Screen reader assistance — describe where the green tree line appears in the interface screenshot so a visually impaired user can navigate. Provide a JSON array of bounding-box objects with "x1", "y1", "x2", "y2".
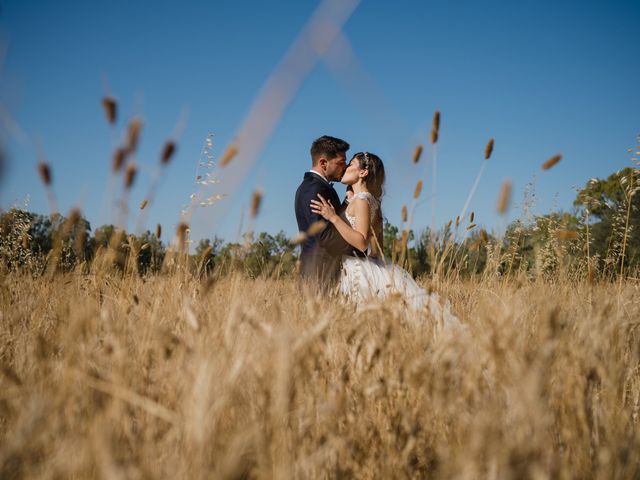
[{"x1": 1, "y1": 167, "x2": 638, "y2": 280}]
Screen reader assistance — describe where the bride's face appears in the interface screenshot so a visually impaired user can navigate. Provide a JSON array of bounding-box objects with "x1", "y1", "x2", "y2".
[{"x1": 340, "y1": 157, "x2": 363, "y2": 185}]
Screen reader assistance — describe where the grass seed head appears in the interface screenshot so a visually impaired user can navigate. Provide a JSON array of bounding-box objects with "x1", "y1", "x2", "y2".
[
  {"x1": 156, "y1": 223, "x2": 162, "y2": 239},
  {"x1": 109, "y1": 228, "x2": 125, "y2": 250},
  {"x1": 497, "y1": 180, "x2": 512, "y2": 215},
  {"x1": 542, "y1": 154, "x2": 562, "y2": 170},
  {"x1": 290, "y1": 232, "x2": 307, "y2": 246},
  {"x1": 431, "y1": 111, "x2": 440, "y2": 144},
  {"x1": 125, "y1": 118, "x2": 143, "y2": 154},
  {"x1": 66, "y1": 208, "x2": 81, "y2": 233},
  {"x1": 307, "y1": 220, "x2": 327, "y2": 236},
  {"x1": 220, "y1": 144, "x2": 238, "y2": 167},
  {"x1": 470, "y1": 211, "x2": 475, "y2": 223},
  {"x1": 63, "y1": 208, "x2": 81, "y2": 236},
  {"x1": 413, "y1": 180, "x2": 423, "y2": 199},
  {"x1": 466, "y1": 223, "x2": 477, "y2": 231},
  {"x1": 480, "y1": 229, "x2": 489, "y2": 242},
  {"x1": 161, "y1": 141, "x2": 176, "y2": 165},
  {"x1": 112, "y1": 148, "x2": 126, "y2": 172},
  {"x1": 401, "y1": 205, "x2": 408, "y2": 223},
  {"x1": 101, "y1": 96, "x2": 117, "y2": 125},
  {"x1": 455, "y1": 215, "x2": 460, "y2": 227},
  {"x1": 432, "y1": 110, "x2": 440, "y2": 132},
  {"x1": 412, "y1": 145, "x2": 423, "y2": 164},
  {"x1": 37, "y1": 161, "x2": 52, "y2": 186},
  {"x1": 250, "y1": 189, "x2": 263, "y2": 218},
  {"x1": 124, "y1": 163, "x2": 137, "y2": 190},
  {"x1": 140, "y1": 200, "x2": 148, "y2": 210},
  {"x1": 176, "y1": 222, "x2": 189, "y2": 249},
  {"x1": 484, "y1": 138, "x2": 494, "y2": 160}
]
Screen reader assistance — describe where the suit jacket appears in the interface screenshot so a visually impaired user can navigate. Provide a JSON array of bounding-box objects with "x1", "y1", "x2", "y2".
[{"x1": 294, "y1": 172, "x2": 363, "y2": 287}]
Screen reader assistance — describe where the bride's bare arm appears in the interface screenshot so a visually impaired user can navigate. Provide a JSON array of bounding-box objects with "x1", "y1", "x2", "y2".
[{"x1": 310, "y1": 194, "x2": 369, "y2": 252}]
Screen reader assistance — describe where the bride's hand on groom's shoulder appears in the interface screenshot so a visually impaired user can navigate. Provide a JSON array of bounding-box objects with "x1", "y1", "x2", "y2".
[{"x1": 310, "y1": 194, "x2": 337, "y2": 224}]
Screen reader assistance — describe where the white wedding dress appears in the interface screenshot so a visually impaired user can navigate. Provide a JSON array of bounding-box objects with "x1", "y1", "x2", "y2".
[{"x1": 339, "y1": 192, "x2": 462, "y2": 330}]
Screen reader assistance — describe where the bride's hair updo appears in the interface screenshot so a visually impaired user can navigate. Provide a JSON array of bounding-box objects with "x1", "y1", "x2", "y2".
[{"x1": 353, "y1": 151, "x2": 385, "y2": 200}]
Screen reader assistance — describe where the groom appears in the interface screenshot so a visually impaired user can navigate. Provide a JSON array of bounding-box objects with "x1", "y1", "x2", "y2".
[{"x1": 294, "y1": 135, "x2": 363, "y2": 288}]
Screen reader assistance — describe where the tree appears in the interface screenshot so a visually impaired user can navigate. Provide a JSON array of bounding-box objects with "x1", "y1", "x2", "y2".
[
  {"x1": 0, "y1": 209, "x2": 91, "y2": 273},
  {"x1": 0, "y1": 209, "x2": 37, "y2": 271},
  {"x1": 574, "y1": 167, "x2": 640, "y2": 274},
  {"x1": 382, "y1": 219, "x2": 399, "y2": 260}
]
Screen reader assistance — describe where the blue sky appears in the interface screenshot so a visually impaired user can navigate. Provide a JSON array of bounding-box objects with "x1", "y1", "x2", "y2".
[{"x1": 1, "y1": 0, "x2": 639, "y2": 245}]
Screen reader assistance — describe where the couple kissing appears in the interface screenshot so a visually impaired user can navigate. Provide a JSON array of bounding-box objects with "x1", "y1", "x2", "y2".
[{"x1": 294, "y1": 135, "x2": 462, "y2": 329}]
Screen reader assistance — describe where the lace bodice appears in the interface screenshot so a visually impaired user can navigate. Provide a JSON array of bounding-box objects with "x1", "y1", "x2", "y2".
[{"x1": 345, "y1": 191, "x2": 379, "y2": 228}]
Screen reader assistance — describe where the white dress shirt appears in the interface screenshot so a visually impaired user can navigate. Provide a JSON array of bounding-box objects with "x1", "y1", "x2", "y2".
[{"x1": 308, "y1": 169, "x2": 330, "y2": 184}]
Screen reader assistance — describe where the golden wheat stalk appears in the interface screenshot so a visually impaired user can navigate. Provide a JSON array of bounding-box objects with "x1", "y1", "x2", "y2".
[
  {"x1": 136, "y1": 136, "x2": 181, "y2": 235},
  {"x1": 78, "y1": 370, "x2": 177, "y2": 424},
  {"x1": 176, "y1": 222, "x2": 189, "y2": 251},
  {"x1": 458, "y1": 137, "x2": 494, "y2": 228},
  {"x1": 291, "y1": 220, "x2": 328, "y2": 246}
]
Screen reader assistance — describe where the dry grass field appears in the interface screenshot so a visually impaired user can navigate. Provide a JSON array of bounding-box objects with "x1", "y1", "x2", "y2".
[
  {"x1": 2, "y1": 4, "x2": 639, "y2": 476},
  {"x1": 1, "y1": 268, "x2": 639, "y2": 479}
]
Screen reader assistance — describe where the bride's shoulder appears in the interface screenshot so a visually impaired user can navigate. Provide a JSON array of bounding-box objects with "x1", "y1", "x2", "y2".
[
  {"x1": 352, "y1": 191, "x2": 378, "y2": 208},
  {"x1": 353, "y1": 191, "x2": 375, "y2": 202}
]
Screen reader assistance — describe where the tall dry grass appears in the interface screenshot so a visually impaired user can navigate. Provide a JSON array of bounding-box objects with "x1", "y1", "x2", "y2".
[
  {"x1": 2, "y1": 91, "x2": 638, "y2": 479},
  {"x1": 1, "y1": 270, "x2": 639, "y2": 479}
]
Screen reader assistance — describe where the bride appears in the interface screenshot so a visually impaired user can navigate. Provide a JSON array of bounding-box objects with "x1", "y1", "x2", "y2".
[{"x1": 310, "y1": 151, "x2": 461, "y2": 329}]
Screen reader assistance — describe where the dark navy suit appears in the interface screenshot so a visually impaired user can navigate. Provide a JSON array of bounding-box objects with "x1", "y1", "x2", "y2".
[{"x1": 295, "y1": 171, "x2": 363, "y2": 287}]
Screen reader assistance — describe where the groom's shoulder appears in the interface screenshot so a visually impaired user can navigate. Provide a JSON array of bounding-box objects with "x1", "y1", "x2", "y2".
[{"x1": 297, "y1": 172, "x2": 324, "y2": 192}]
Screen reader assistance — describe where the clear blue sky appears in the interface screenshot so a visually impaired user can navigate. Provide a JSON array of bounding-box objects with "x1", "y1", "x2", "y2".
[{"x1": 1, "y1": 0, "x2": 639, "y2": 245}]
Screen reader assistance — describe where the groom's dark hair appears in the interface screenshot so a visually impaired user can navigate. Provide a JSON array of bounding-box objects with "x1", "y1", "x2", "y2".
[{"x1": 310, "y1": 135, "x2": 349, "y2": 165}]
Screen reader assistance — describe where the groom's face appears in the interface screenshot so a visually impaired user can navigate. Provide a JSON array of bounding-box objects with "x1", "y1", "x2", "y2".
[{"x1": 325, "y1": 153, "x2": 347, "y2": 182}]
